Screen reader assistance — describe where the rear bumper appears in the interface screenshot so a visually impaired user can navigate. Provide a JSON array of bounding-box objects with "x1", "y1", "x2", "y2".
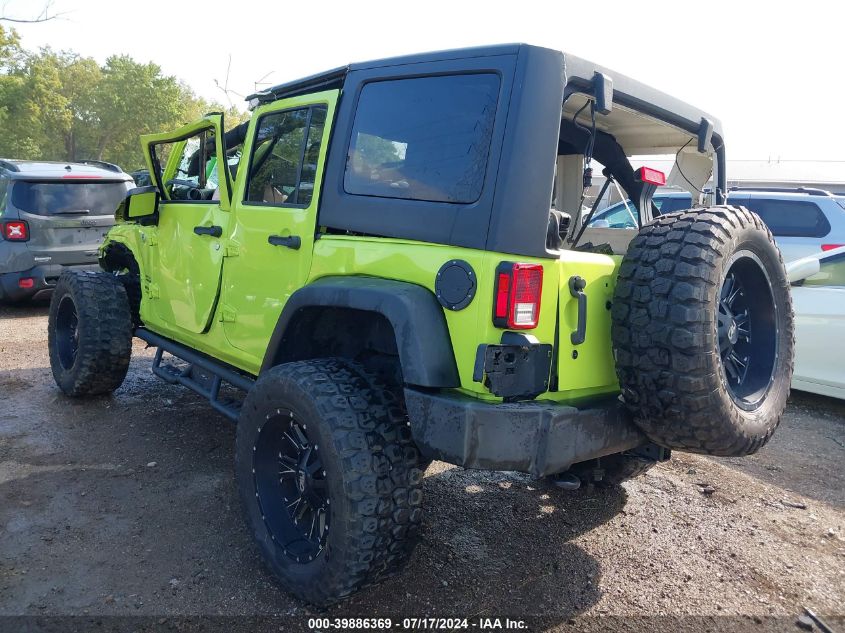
[
  {"x1": 0, "y1": 263, "x2": 101, "y2": 301},
  {"x1": 404, "y1": 388, "x2": 646, "y2": 478}
]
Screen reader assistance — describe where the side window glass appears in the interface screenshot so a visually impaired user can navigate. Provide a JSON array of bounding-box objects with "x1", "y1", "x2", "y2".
[
  {"x1": 151, "y1": 128, "x2": 218, "y2": 202},
  {"x1": 298, "y1": 107, "x2": 327, "y2": 206},
  {"x1": 805, "y1": 252, "x2": 845, "y2": 288},
  {"x1": 590, "y1": 200, "x2": 637, "y2": 228},
  {"x1": 244, "y1": 105, "x2": 328, "y2": 207},
  {"x1": 741, "y1": 199, "x2": 831, "y2": 238}
]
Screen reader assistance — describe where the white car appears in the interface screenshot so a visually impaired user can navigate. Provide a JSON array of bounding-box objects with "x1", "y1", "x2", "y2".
[{"x1": 786, "y1": 245, "x2": 845, "y2": 399}]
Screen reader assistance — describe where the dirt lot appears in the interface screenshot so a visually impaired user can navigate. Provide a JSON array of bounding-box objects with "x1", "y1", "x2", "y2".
[{"x1": 1, "y1": 302, "x2": 843, "y2": 632}]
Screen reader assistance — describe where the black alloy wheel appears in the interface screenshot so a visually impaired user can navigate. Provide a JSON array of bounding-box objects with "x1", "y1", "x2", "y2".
[
  {"x1": 55, "y1": 295, "x2": 80, "y2": 370},
  {"x1": 253, "y1": 408, "x2": 330, "y2": 563},
  {"x1": 236, "y1": 358, "x2": 425, "y2": 606},
  {"x1": 717, "y1": 251, "x2": 778, "y2": 409}
]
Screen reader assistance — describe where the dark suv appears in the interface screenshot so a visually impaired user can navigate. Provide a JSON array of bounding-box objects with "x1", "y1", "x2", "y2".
[{"x1": 0, "y1": 159, "x2": 133, "y2": 302}]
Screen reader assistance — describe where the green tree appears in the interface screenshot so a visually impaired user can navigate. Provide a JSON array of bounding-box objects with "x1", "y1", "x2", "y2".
[
  {"x1": 0, "y1": 26, "x2": 251, "y2": 170},
  {"x1": 92, "y1": 55, "x2": 187, "y2": 169}
]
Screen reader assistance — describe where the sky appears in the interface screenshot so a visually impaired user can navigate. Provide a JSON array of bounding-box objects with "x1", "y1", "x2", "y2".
[{"x1": 5, "y1": 0, "x2": 845, "y2": 161}]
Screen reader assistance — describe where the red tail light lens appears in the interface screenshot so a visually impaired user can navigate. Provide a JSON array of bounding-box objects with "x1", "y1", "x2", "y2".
[
  {"x1": 494, "y1": 272, "x2": 510, "y2": 319},
  {"x1": 492, "y1": 262, "x2": 543, "y2": 329},
  {"x1": 637, "y1": 166, "x2": 667, "y2": 186},
  {"x1": 18, "y1": 277, "x2": 34, "y2": 289},
  {"x1": 822, "y1": 244, "x2": 844, "y2": 252},
  {"x1": 3, "y1": 221, "x2": 28, "y2": 241}
]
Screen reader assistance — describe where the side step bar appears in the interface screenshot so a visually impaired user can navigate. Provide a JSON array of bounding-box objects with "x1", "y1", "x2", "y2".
[{"x1": 135, "y1": 328, "x2": 255, "y2": 422}]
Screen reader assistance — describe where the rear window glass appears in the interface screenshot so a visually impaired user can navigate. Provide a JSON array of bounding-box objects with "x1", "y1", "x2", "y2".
[
  {"x1": 344, "y1": 73, "x2": 500, "y2": 204},
  {"x1": 11, "y1": 181, "x2": 127, "y2": 216},
  {"x1": 740, "y1": 199, "x2": 831, "y2": 238}
]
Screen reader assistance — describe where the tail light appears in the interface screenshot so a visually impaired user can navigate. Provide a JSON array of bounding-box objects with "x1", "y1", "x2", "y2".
[
  {"x1": 493, "y1": 262, "x2": 543, "y2": 329},
  {"x1": 18, "y1": 278, "x2": 34, "y2": 289},
  {"x1": 3, "y1": 221, "x2": 28, "y2": 241},
  {"x1": 822, "y1": 244, "x2": 843, "y2": 252},
  {"x1": 636, "y1": 166, "x2": 667, "y2": 186}
]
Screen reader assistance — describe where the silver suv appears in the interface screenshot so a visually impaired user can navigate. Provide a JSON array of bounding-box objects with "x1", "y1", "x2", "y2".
[
  {"x1": 0, "y1": 159, "x2": 133, "y2": 302},
  {"x1": 588, "y1": 187, "x2": 845, "y2": 263},
  {"x1": 727, "y1": 188, "x2": 845, "y2": 262}
]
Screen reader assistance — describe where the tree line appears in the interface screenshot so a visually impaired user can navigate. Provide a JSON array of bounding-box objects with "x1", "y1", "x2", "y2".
[{"x1": 0, "y1": 25, "x2": 248, "y2": 171}]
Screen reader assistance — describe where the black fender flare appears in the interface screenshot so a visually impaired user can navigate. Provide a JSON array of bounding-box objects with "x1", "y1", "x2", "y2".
[{"x1": 260, "y1": 276, "x2": 461, "y2": 388}]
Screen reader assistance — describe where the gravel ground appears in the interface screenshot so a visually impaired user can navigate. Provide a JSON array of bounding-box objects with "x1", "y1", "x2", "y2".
[{"x1": 0, "y1": 301, "x2": 843, "y2": 633}]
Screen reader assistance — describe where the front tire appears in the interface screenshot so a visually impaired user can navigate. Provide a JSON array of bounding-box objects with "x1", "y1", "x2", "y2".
[
  {"x1": 611, "y1": 206, "x2": 794, "y2": 456},
  {"x1": 236, "y1": 358, "x2": 424, "y2": 606},
  {"x1": 47, "y1": 271, "x2": 133, "y2": 396}
]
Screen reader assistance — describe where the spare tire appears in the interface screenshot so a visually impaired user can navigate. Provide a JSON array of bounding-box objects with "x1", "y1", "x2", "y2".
[{"x1": 611, "y1": 206, "x2": 794, "y2": 456}]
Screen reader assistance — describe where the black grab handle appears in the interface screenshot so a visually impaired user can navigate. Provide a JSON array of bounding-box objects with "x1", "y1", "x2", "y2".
[
  {"x1": 268, "y1": 235, "x2": 301, "y2": 250},
  {"x1": 193, "y1": 225, "x2": 222, "y2": 237},
  {"x1": 569, "y1": 275, "x2": 587, "y2": 345}
]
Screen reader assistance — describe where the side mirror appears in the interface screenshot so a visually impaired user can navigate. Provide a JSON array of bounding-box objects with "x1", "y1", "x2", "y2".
[
  {"x1": 786, "y1": 257, "x2": 821, "y2": 284},
  {"x1": 118, "y1": 186, "x2": 159, "y2": 224}
]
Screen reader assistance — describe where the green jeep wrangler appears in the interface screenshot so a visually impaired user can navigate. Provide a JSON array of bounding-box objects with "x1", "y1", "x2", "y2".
[{"x1": 47, "y1": 44, "x2": 793, "y2": 606}]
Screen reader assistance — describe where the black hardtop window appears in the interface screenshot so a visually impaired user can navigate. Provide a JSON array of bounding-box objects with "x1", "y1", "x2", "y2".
[
  {"x1": 344, "y1": 73, "x2": 500, "y2": 204},
  {"x1": 11, "y1": 180, "x2": 127, "y2": 216},
  {"x1": 740, "y1": 198, "x2": 831, "y2": 238}
]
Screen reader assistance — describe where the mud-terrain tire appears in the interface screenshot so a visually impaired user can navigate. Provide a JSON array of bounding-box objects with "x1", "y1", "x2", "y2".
[
  {"x1": 48, "y1": 270, "x2": 133, "y2": 396},
  {"x1": 611, "y1": 206, "x2": 794, "y2": 456},
  {"x1": 236, "y1": 358, "x2": 424, "y2": 606},
  {"x1": 570, "y1": 453, "x2": 657, "y2": 486}
]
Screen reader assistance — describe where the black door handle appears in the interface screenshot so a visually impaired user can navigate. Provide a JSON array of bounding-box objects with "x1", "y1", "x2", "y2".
[
  {"x1": 569, "y1": 275, "x2": 587, "y2": 345},
  {"x1": 194, "y1": 225, "x2": 222, "y2": 237},
  {"x1": 268, "y1": 235, "x2": 301, "y2": 250}
]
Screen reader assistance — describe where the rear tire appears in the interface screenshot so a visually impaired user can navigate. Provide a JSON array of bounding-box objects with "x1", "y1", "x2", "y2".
[
  {"x1": 611, "y1": 206, "x2": 793, "y2": 456},
  {"x1": 48, "y1": 271, "x2": 133, "y2": 396},
  {"x1": 236, "y1": 358, "x2": 424, "y2": 606}
]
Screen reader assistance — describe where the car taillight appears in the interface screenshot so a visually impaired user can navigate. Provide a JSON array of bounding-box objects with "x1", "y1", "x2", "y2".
[
  {"x1": 18, "y1": 278, "x2": 34, "y2": 289},
  {"x1": 822, "y1": 244, "x2": 844, "y2": 252},
  {"x1": 492, "y1": 262, "x2": 543, "y2": 329},
  {"x1": 636, "y1": 166, "x2": 667, "y2": 186},
  {"x1": 3, "y1": 221, "x2": 28, "y2": 241}
]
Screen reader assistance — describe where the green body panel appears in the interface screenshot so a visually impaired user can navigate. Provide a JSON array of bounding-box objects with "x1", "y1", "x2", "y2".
[
  {"x1": 103, "y1": 94, "x2": 622, "y2": 404},
  {"x1": 555, "y1": 250, "x2": 621, "y2": 394},
  {"x1": 220, "y1": 91, "x2": 338, "y2": 363},
  {"x1": 136, "y1": 115, "x2": 232, "y2": 334},
  {"x1": 307, "y1": 236, "x2": 620, "y2": 402}
]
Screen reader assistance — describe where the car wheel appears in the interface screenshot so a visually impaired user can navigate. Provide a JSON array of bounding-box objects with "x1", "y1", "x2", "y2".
[
  {"x1": 235, "y1": 358, "x2": 424, "y2": 606},
  {"x1": 47, "y1": 271, "x2": 133, "y2": 396},
  {"x1": 611, "y1": 206, "x2": 794, "y2": 456}
]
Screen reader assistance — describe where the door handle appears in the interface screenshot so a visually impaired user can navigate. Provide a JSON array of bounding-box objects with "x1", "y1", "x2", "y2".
[
  {"x1": 268, "y1": 235, "x2": 301, "y2": 250},
  {"x1": 194, "y1": 225, "x2": 222, "y2": 237},
  {"x1": 568, "y1": 275, "x2": 587, "y2": 345}
]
